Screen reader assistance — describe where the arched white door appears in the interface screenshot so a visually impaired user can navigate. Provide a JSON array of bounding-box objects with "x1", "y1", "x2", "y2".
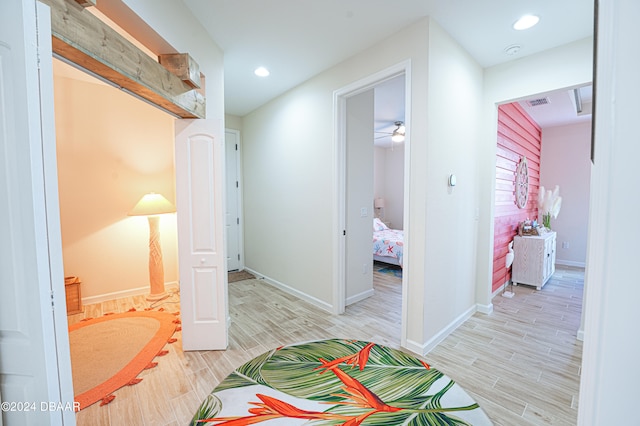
[{"x1": 175, "y1": 119, "x2": 229, "y2": 350}]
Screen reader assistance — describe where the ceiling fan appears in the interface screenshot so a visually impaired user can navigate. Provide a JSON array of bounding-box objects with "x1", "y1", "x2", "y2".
[{"x1": 374, "y1": 121, "x2": 405, "y2": 142}]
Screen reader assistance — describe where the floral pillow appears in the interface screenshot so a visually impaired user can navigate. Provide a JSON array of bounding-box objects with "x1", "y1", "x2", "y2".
[{"x1": 373, "y1": 217, "x2": 389, "y2": 231}]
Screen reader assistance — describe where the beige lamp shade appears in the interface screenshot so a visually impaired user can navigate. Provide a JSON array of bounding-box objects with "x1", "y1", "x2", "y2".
[
  {"x1": 128, "y1": 192, "x2": 176, "y2": 216},
  {"x1": 374, "y1": 198, "x2": 386, "y2": 209}
]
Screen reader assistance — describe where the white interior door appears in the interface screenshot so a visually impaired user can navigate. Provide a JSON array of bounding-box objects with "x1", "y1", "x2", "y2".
[
  {"x1": 175, "y1": 119, "x2": 228, "y2": 350},
  {"x1": 225, "y1": 129, "x2": 242, "y2": 271},
  {"x1": 345, "y1": 90, "x2": 375, "y2": 305},
  {"x1": 0, "y1": 1, "x2": 75, "y2": 423}
]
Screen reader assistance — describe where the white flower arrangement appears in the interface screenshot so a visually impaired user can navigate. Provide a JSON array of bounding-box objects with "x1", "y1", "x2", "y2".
[{"x1": 537, "y1": 185, "x2": 562, "y2": 229}]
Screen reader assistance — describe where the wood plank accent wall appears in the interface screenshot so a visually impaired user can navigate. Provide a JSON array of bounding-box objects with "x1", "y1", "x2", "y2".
[{"x1": 493, "y1": 103, "x2": 542, "y2": 292}]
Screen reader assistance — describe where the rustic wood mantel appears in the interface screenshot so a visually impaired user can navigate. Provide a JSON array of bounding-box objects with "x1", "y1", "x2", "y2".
[{"x1": 40, "y1": 0, "x2": 206, "y2": 119}]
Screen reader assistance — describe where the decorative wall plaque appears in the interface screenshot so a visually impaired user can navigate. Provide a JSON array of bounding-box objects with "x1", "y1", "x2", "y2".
[{"x1": 515, "y1": 156, "x2": 529, "y2": 209}]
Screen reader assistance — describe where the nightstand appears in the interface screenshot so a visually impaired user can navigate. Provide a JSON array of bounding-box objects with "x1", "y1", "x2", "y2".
[{"x1": 512, "y1": 232, "x2": 556, "y2": 290}]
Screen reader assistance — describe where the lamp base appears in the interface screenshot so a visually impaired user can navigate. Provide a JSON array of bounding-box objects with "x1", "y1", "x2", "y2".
[{"x1": 146, "y1": 292, "x2": 169, "y2": 302}]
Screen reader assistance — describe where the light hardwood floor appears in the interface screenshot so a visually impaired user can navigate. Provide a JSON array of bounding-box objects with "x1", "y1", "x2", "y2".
[{"x1": 71, "y1": 263, "x2": 583, "y2": 425}]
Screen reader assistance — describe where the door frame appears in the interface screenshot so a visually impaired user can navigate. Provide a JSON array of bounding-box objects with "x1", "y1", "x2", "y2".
[
  {"x1": 0, "y1": 1, "x2": 75, "y2": 422},
  {"x1": 333, "y1": 60, "x2": 411, "y2": 348},
  {"x1": 224, "y1": 128, "x2": 244, "y2": 271}
]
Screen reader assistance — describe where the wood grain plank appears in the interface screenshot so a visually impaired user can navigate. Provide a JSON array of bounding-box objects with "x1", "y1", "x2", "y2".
[
  {"x1": 69, "y1": 266, "x2": 583, "y2": 426},
  {"x1": 134, "y1": 366, "x2": 177, "y2": 426},
  {"x1": 106, "y1": 385, "x2": 145, "y2": 426},
  {"x1": 493, "y1": 102, "x2": 542, "y2": 290},
  {"x1": 501, "y1": 102, "x2": 542, "y2": 138},
  {"x1": 41, "y1": 0, "x2": 205, "y2": 119},
  {"x1": 497, "y1": 123, "x2": 541, "y2": 153}
]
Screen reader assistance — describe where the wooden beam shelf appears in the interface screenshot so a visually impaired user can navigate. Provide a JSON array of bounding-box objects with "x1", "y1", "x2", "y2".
[{"x1": 40, "y1": 0, "x2": 206, "y2": 119}]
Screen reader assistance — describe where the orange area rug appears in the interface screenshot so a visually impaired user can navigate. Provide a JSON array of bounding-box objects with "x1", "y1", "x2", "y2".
[{"x1": 68, "y1": 310, "x2": 178, "y2": 410}]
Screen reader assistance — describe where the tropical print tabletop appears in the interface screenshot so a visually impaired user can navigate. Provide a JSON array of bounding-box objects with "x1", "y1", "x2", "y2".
[{"x1": 191, "y1": 339, "x2": 492, "y2": 425}]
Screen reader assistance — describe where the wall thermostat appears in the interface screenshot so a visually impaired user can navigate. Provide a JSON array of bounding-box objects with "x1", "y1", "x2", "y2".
[{"x1": 448, "y1": 174, "x2": 457, "y2": 187}]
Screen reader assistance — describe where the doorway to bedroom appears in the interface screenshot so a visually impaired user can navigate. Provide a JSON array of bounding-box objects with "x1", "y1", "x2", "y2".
[
  {"x1": 334, "y1": 62, "x2": 410, "y2": 348},
  {"x1": 372, "y1": 75, "x2": 406, "y2": 277}
]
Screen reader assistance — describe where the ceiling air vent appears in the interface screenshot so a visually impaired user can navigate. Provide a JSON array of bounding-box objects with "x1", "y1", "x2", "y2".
[{"x1": 526, "y1": 97, "x2": 550, "y2": 107}]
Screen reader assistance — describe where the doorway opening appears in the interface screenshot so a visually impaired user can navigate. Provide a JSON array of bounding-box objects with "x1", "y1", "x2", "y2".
[
  {"x1": 492, "y1": 84, "x2": 592, "y2": 333},
  {"x1": 52, "y1": 56, "x2": 184, "y2": 415},
  {"x1": 333, "y1": 61, "x2": 411, "y2": 348},
  {"x1": 52, "y1": 57, "x2": 180, "y2": 309}
]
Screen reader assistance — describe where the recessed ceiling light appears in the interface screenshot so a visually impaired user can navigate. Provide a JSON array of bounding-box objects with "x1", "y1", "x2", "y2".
[
  {"x1": 254, "y1": 66, "x2": 270, "y2": 77},
  {"x1": 513, "y1": 15, "x2": 540, "y2": 30}
]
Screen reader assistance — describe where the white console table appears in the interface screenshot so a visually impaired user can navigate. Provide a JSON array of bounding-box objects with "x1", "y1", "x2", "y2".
[{"x1": 512, "y1": 231, "x2": 556, "y2": 290}]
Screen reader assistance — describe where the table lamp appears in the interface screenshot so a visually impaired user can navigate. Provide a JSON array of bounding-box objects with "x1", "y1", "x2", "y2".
[
  {"x1": 374, "y1": 198, "x2": 385, "y2": 218},
  {"x1": 128, "y1": 192, "x2": 176, "y2": 301}
]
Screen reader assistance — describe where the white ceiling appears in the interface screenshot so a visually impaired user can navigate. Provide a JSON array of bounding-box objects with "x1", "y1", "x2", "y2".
[
  {"x1": 182, "y1": 0, "x2": 594, "y2": 117},
  {"x1": 374, "y1": 75, "x2": 406, "y2": 148},
  {"x1": 519, "y1": 85, "x2": 593, "y2": 129},
  {"x1": 53, "y1": 1, "x2": 594, "y2": 135}
]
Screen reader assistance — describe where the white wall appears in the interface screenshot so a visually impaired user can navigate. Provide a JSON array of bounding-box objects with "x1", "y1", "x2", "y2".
[
  {"x1": 373, "y1": 146, "x2": 386, "y2": 214},
  {"x1": 579, "y1": 1, "x2": 640, "y2": 422},
  {"x1": 121, "y1": 0, "x2": 225, "y2": 120},
  {"x1": 345, "y1": 90, "x2": 374, "y2": 303},
  {"x1": 373, "y1": 145, "x2": 405, "y2": 229},
  {"x1": 420, "y1": 21, "x2": 483, "y2": 346},
  {"x1": 242, "y1": 17, "x2": 484, "y2": 353},
  {"x1": 54, "y1": 74, "x2": 177, "y2": 300},
  {"x1": 540, "y1": 122, "x2": 591, "y2": 267},
  {"x1": 225, "y1": 114, "x2": 243, "y2": 132},
  {"x1": 478, "y1": 38, "x2": 594, "y2": 308},
  {"x1": 242, "y1": 19, "x2": 431, "y2": 308}
]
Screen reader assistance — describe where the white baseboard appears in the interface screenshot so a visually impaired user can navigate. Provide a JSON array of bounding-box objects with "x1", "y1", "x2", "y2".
[
  {"x1": 421, "y1": 305, "x2": 477, "y2": 355},
  {"x1": 404, "y1": 304, "x2": 477, "y2": 357},
  {"x1": 82, "y1": 281, "x2": 179, "y2": 305},
  {"x1": 556, "y1": 259, "x2": 587, "y2": 268},
  {"x1": 492, "y1": 286, "x2": 503, "y2": 299},
  {"x1": 577, "y1": 328, "x2": 585, "y2": 341},
  {"x1": 243, "y1": 267, "x2": 334, "y2": 313},
  {"x1": 404, "y1": 338, "x2": 428, "y2": 356},
  {"x1": 346, "y1": 289, "x2": 375, "y2": 306},
  {"x1": 476, "y1": 302, "x2": 493, "y2": 314},
  {"x1": 492, "y1": 279, "x2": 513, "y2": 299}
]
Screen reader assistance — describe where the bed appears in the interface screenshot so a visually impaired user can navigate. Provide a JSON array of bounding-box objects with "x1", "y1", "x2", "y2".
[{"x1": 373, "y1": 218, "x2": 404, "y2": 267}]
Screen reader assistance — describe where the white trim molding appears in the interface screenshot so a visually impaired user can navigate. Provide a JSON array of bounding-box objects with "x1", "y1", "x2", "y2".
[
  {"x1": 476, "y1": 303, "x2": 494, "y2": 315},
  {"x1": 555, "y1": 259, "x2": 586, "y2": 268},
  {"x1": 346, "y1": 289, "x2": 375, "y2": 306},
  {"x1": 82, "y1": 281, "x2": 179, "y2": 305},
  {"x1": 244, "y1": 267, "x2": 334, "y2": 313},
  {"x1": 405, "y1": 304, "x2": 477, "y2": 357},
  {"x1": 578, "y1": 1, "x2": 640, "y2": 423},
  {"x1": 332, "y1": 59, "x2": 412, "y2": 347}
]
